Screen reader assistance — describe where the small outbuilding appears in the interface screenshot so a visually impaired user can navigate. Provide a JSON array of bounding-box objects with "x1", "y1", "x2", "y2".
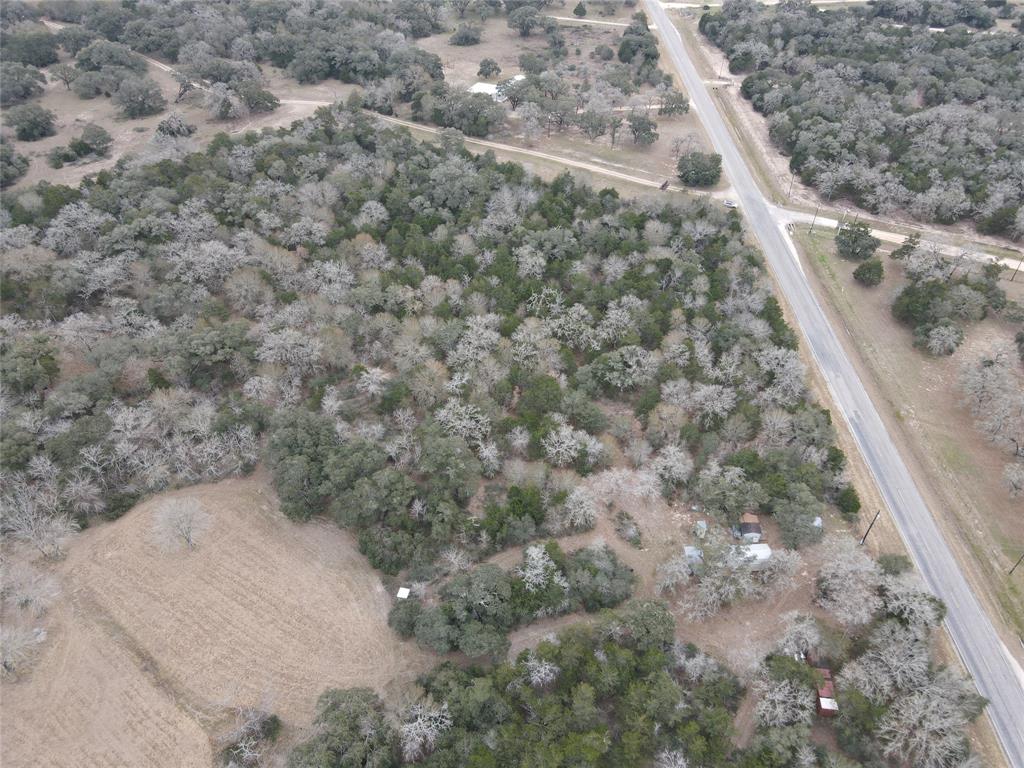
[
  {"x1": 738, "y1": 512, "x2": 762, "y2": 544},
  {"x1": 815, "y1": 667, "x2": 839, "y2": 717},
  {"x1": 736, "y1": 543, "x2": 773, "y2": 571},
  {"x1": 468, "y1": 81, "x2": 499, "y2": 98},
  {"x1": 396, "y1": 587, "x2": 411, "y2": 600},
  {"x1": 469, "y1": 74, "x2": 525, "y2": 102}
]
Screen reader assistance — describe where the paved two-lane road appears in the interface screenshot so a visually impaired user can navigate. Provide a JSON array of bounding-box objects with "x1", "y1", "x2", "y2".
[{"x1": 641, "y1": 1, "x2": 1024, "y2": 763}]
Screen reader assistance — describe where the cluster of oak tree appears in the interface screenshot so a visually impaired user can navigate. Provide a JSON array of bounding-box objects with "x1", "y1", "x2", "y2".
[
  {"x1": 1, "y1": 0, "x2": 710, "y2": 189},
  {"x1": 830, "y1": 224, "x2": 1014, "y2": 357},
  {"x1": 478, "y1": 11, "x2": 689, "y2": 148},
  {"x1": 701, "y1": 0, "x2": 1024, "y2": 235},
  {"x1": 1, "y1": 6, "x2": 162, "y2": 184},
  {"x1": 2, "y1": 100, "x2": 850, "y2": 644}
]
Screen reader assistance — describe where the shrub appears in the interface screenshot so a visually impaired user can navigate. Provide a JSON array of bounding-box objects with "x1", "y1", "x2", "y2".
[
  {"x1": 70, "y1": 123, "x2": 113, "y2": 156},
  {"x1": 0, "y1": 138, "x2": 29, "y2": 187},
  {"x1": 835, "y1": 485, "x2": 861, "y2": 520},
  {"x1": 3, "y1": 103, "x2": 56, "y2": 141},
  {"x1": 156, "y1": 112, "x2": 196, "y2": 137},
  {"x1": 47, "y1": 145, "x2": 77, "y2": 169},
  {"x1": 388, "y1": 598, "x2": 423, "y2": 637},
  {"x1": 450, "y1": 24, "x2": 481, "y2": 46},
  {"x1": 676, "y1": 151, "x2": 722, "y2": 186},
  {"x1": 477, "y1": 58, "x2": 501, "y2": 78},
  {"x1": 878, "y1": 553, "x2": 912, "y2": 576},
  {"x1": 853, "y1": 258, "x2": 884, "y2": 286}
]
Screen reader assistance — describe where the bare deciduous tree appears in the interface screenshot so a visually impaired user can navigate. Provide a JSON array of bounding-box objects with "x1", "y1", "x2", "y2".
[
  {"x1": 959, "y1": 345, "x2": 1024, "y2": 498},
  {"x1": 152, "y1": 497, "x2": 211, "y2": 551},
  {"x1": 656, "y1": 552, "x2": 693, "y2": 596},
  {"x1": 881, "y1": 572, "x2": 945, "y2": 628},
  {"x1": 815, "y1": 535, "x2": 883, "y2": 627},
  {"x1": 555, "y1": 487, "x2": 598, "y2": 532},
  {"x1": 524, "y1": 653, "x2": 560, "y2": 688},
  {"x1": 839, "y1": 621, "x2": 931, "y2": 705},
  {"x1": 220, "y1": 704, "x2": 277, "y2": 768},
  {"x1": 1, "y1": 476, "x2": 79, "y2": 559},
  {"x1": 400, "y1": 702, "x2": 452, "y2": 762},
  {"x1": 651, "y1": 444, "x2": 694, "y2": 488},
  {"x1": 655, "y1": 749, "x2": 690, "y2": 768},
  {"x1": 440, "y1": 547, "x2": 472, "y2": 574},
  {"x1": 754, "y1": 675, "x2": 816, "y2": 727},
  {"x1": 1, "y1": 622, "x2": 47, "y2": 678},
  {"x1": 776, "y1": 611, "x2": 821, "y2": 658},
  {"x1": 2, "y1": 562, "x2": 59, "y2": 617},
  {"x1": 877, "y1": 669, "x2": 984, "y2": 768}
]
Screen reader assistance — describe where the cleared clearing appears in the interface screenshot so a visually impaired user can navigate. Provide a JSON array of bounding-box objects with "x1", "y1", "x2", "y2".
[{"x1": 1, "y1": 471, "x2": 434, "y2": 768}]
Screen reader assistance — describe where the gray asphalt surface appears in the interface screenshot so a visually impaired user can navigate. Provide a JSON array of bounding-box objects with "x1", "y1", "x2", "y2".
[{"x1": 642, "y1": 1, "x2": 1024, "y2": 763}]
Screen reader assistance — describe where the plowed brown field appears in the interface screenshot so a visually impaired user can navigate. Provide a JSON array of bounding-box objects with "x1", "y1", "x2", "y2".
[{"x1": 1, "y1": 471, "x2": 433, "y2": 767}]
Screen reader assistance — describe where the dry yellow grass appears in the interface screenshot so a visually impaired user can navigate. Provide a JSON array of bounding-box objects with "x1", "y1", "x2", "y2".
[{"x1": 1, "y1": 471, "x2": 434, "y2": 767}]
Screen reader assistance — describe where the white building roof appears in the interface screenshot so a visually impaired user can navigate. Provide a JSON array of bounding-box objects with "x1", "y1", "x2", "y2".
[
  {"x1": 737, "y1": 543, "x2": 773, "y2": 562},
  {"x1": 468, "y1": 82, "x2": 498, "y2": 96},
  {"x1": 396, "y1": 587, "x2": 411, "y2": 599},
  {"x1": 819, "y1": 697, "x2": 839, "y2": 711}
]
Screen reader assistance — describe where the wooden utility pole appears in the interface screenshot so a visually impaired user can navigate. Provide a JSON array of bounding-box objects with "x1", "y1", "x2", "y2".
[
  {"x1": 1010, "y1": 552, "x2": 1024, "y2": 577},
  {"x1": 860, "y1": 509, "x2": 881, "y2": 546}
]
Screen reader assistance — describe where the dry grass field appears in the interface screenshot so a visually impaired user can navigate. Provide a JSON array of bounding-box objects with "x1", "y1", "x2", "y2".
[{"x1": 1, "y1": 471, "x2": 434, "y2": 767}]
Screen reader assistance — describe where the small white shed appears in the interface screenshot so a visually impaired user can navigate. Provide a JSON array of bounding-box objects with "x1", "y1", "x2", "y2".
[
  {"x1": 736, "y1": 543, "x2": 773, "y2": 571},
  {"x1": 468, "y1": 82, "x2": 498, "y2": 97},
  {"x1": 469, "y1": 74, "x2": 526, "y2": 102}
]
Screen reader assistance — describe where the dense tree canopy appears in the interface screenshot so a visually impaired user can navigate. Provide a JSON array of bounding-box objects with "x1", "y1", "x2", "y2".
[
  {"x1": 701, "y1": 0, "x2": 1024, "y2": 233},
  {"x1": 1, "y1": 100, "x2": 856, "y2": 644},
  {"x1": 293, "y1": 601, "x2": 743, "y2": 768}
]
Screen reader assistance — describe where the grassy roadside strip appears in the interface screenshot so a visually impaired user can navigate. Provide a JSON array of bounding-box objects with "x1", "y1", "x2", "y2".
[
  {"x1": 793, "y1": 228, "x2": 1024, "y2": 639},
  {"x1": 383, "y1": 116, "x2": 696, "y2": 199},
  {"x1": 788, "y1": 227, "x2": 1015, "y2": 768},
  {"x1": 674, "y1": 17, "x2": 789, "y2": 204}
]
